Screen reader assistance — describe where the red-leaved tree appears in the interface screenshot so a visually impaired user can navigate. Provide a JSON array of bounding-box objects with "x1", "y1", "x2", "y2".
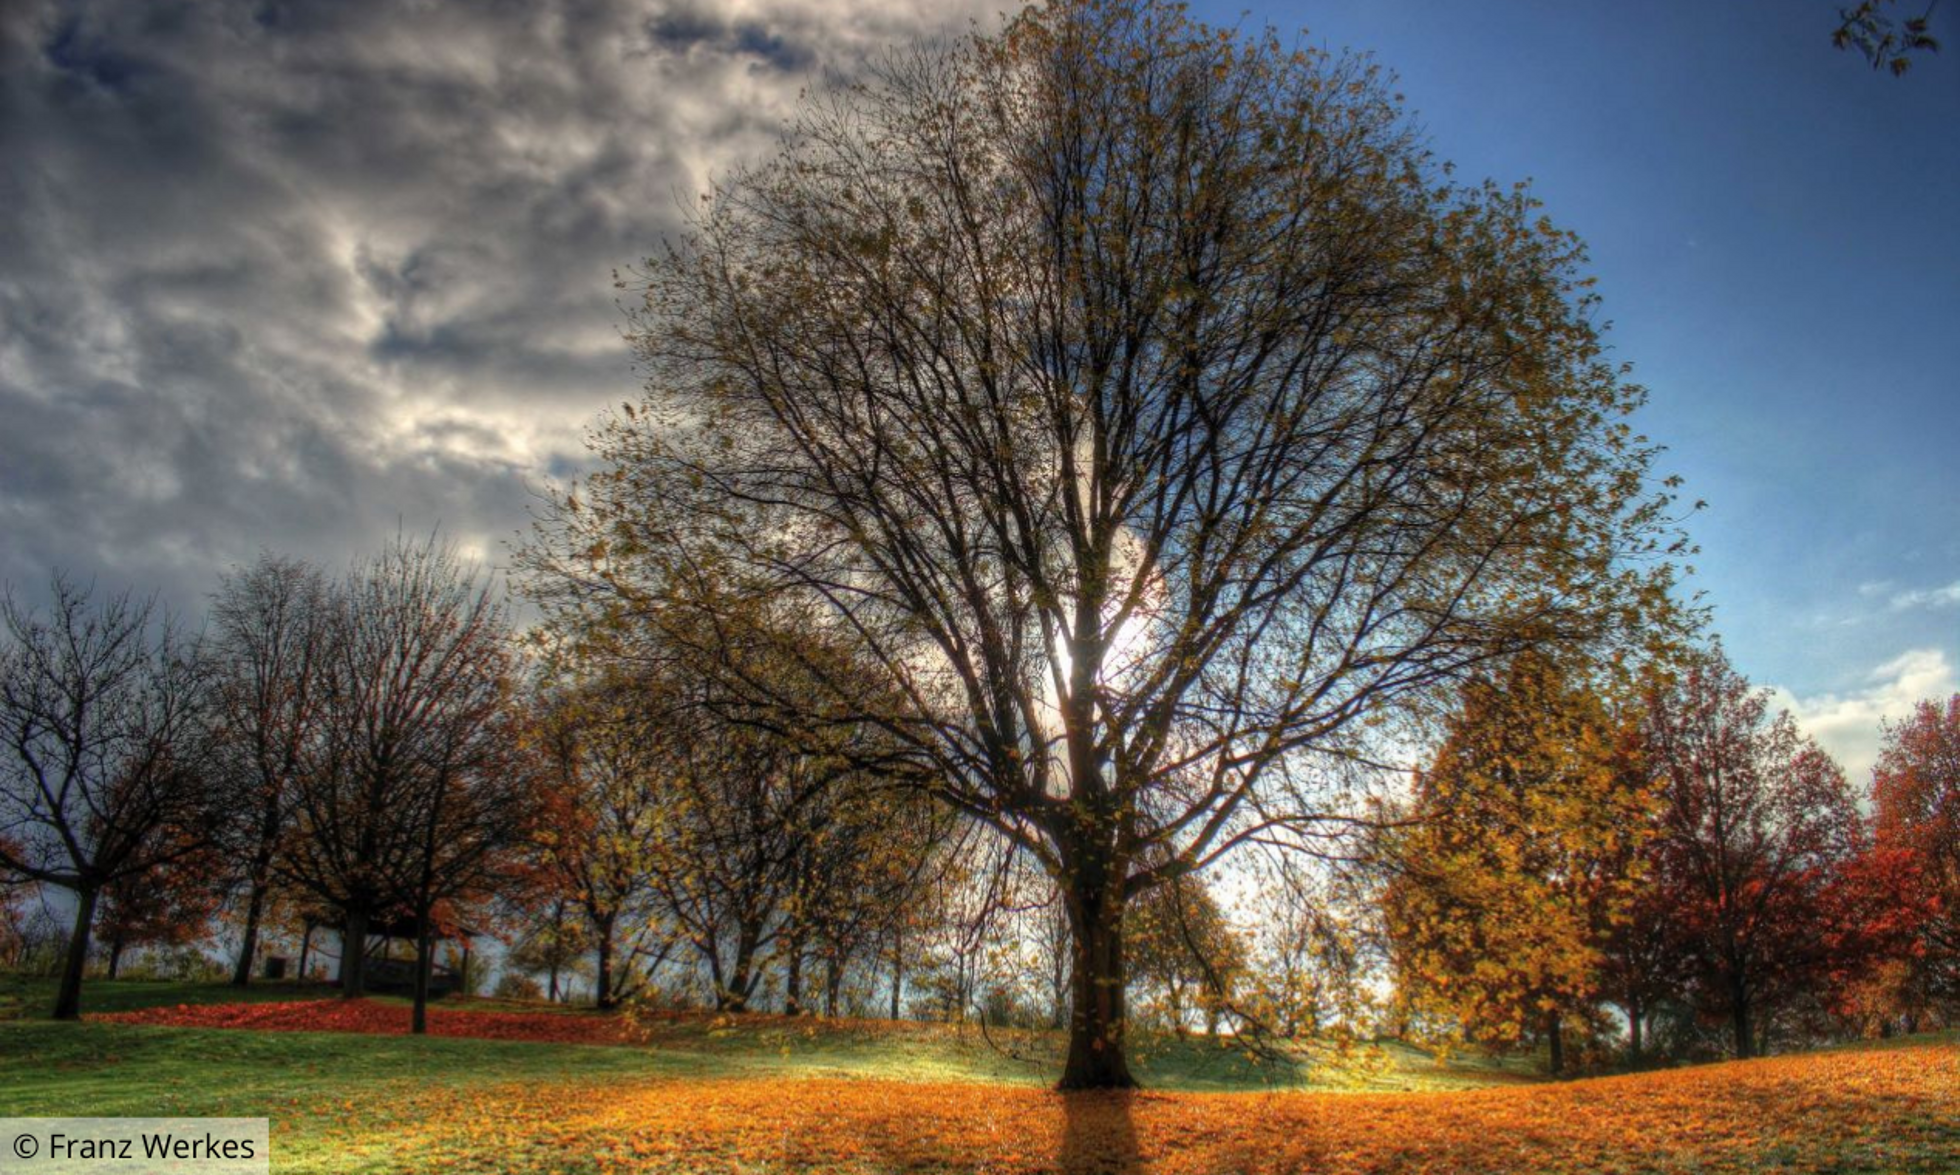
[
  {"x1": 1642, "y1": 648, "x2": 1863, "y2": 1058},
  {"x1": 1870, "y1": 695, "x2": 1960, "y2": 1017}
]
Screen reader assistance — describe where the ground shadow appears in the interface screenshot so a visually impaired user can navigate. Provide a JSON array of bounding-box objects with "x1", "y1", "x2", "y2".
[{"x1": 1058, "y1": 1088, "x2": 1142, "y2": 1175}]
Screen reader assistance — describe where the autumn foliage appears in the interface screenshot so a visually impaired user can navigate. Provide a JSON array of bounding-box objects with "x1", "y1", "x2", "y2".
[
  {"x1": 1871, "y1": 695, "x2": 1960, "y2": 1017},
  {"x1": 1384, "y1": 654, "x2": 1652, "y2": 1070}
]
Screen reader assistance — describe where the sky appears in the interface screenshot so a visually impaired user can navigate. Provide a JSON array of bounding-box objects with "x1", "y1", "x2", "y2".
[{"x1": 2, "y1": 0, "x2": 1955, "y2": 782}]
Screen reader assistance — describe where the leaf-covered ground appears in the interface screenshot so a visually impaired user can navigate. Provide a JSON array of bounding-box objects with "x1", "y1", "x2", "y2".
[
  {"x1": 278, "y1": 1038, "x2": 1960, "y2": 1174},
  {"x1": 0, "y1": 979, "x2": 1952, "y2": 1173}
]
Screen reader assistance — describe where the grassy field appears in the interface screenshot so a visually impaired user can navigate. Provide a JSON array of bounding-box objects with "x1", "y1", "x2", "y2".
[{"x1": 0, "y1": 977, "x2": 1953, "y2": 1173}]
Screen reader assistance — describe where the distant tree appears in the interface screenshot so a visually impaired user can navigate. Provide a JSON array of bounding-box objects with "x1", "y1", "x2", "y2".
[
  {"x1": 1642, "y1": 648, "x2": 1864, "y2": 1058},
  {"x1": 640, "y1": 684, "x2": 825, "y2": 1013},
  {"x1": 505, "y1": 897, "x2": 592, "y2": 1003},
  {"x1": 529, "y1": 676, "x2": 670, "y2": 1009},
  {"x1": 1834, "y1": 1, "x2": 1941, "y2": 75},
  {"x1": 208, "y1": 553, "x2": 330, "y2": 987},
  {"x1": 1817, "y1": 840, "x2": 1939, "y2": 1034},
  {"x1": 1597, "y1": 861, "x2": 1685, "y2": 1064},
  {"x1": 363, "y1": 538, "x2": 531, "y2": 1034},
  {"x1": 527, "y1": 576, "x2": 956, "y2": 1017},
  {"x1": 531, "y1": 0, "x2": 1686, "y2": 1088},
  {"x1": 1384, "y1": 653, "x2": 1655, "y2": 1073},
  {"x1": 94, "y1": 843, "x2": 224, "y2": 978},
  {"x1": 1241, "y1": 861, "x2": 1380, "y2": 1041},
  {"x1": 279, "y1": 535, "x2": 522, "y2": 1018},
  {"x1": 777, "y1": 756, "x2": 948, "y2": 1017},
  {"x1": 1870, "y1": 695, "x2": 1960, "y2": 1014},
  {"x1": 0, "y1": 895, "x2": 68, "y2": 974},
  {"x1": 1126, "y1": 869, "x2": 1245, "y2": 1036},
  {"x1": 0, "y1": 576, "x2": 217, "y2": 1018}
]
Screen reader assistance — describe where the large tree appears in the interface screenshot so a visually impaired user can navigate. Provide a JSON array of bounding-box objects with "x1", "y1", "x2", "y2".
[
  {"x1": 535, "y1": 0, "x2": 1682, "y2": 1086},
  {"x1": 0, "y1": 577, "x2": 217, "y2": 1018}
]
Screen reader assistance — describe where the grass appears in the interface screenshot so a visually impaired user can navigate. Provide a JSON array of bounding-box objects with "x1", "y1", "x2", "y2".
[
  {"x1": 0, "y1": 972, "x2": 334, "y2": 1019},
  {"x1": 2, "y1": 974, "x2": 1525, "y2": 1093},
  {"x1": 0, "y1": 977, "x2": 1952, "y2": 1173}
]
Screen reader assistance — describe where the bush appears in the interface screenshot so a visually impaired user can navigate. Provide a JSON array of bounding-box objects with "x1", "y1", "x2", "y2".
[{"x1": 492, "y1": 971, "x2": 544, "y2": 1002}]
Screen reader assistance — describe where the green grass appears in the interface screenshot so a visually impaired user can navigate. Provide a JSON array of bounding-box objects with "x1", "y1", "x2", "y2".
[
  {"x1": 0, "y1": 974, "x2": 1531, "y2": 1093},
  {"x1": 0, "y1": 973, "x2": 337, "y2": 1020}
]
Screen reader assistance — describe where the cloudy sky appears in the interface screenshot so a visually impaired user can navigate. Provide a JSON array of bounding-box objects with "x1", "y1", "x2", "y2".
[{"x1": 3, "y1": 0, "x2": 1955, "y2": 780}]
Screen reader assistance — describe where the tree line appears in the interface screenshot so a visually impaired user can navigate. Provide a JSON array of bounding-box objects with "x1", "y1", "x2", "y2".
[
  {"x1": 0, "y1": 539, "x2": 949, "y2": 1031},
  {"x1": 1381, "y1": 647, "x2": 1958, "y2": 1071}
]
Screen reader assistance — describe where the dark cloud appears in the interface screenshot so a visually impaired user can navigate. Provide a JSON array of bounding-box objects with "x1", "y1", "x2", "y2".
[
  {"x1": 0, "y1": 0, "x2": 993, "y2": 615},
  {"x1": 649, "y1": 8, "x2": 818, "y2": 72}
]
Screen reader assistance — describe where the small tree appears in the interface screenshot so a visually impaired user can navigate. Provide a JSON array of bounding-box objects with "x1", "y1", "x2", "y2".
[
  {"x1": 529, "y1": 676, "x2": 669, "y2": 1009},
  {"x1": 0, "y1": 576, "x2": 217, "y2": 1018},
  {"x1": 505, "y1": 898, "x2": 593, "y2": 1003},
  {"x1": 279, "y1": 536, "x2": 520, "y2": 1010},
  {"x1": 1126, "y1": 869, "x2": 1245, "y2": 1036},
  {"x1": 95, "y1": 842, "x2": 224, "y2": 978},
  {"x1": 365, "y1": 538, "x2": 530, "y2": 1033}
]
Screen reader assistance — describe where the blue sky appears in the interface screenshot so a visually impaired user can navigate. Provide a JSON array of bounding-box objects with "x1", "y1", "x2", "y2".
[
  {"x1": 2, "y1": 0, "x2": 1953, "y2": 779},
  {"x1": 1191, "y1": 0, "x2": 1960, "y2": 776}
]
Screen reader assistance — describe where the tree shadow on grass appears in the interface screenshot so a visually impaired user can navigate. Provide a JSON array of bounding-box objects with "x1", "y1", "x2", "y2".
[{"x1": 1058, "y1": 1089, "x2": 1142, "y2": 1175}]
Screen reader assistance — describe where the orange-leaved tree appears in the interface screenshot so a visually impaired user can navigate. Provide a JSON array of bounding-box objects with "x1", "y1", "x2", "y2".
[{"x1": 1384, "y1": 652, "x2": 1655, "y2": 1073}]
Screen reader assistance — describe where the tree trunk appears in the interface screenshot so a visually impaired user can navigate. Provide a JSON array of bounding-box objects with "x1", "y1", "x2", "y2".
[
  {"x1": 411, "y1": 920, "x2": 433, "y2": 1034},
  {"x1": 824, "y1": 952, "x2": 843, "y2": 1018},
  {"x1": 1059, "y1": 877, "x2": 1136, "y2": 1090},
  {"x1": 720, "y1": 924, "x2": 760, "y2": 1012},
  {"x1": 1546, "y1": 1011, "x2": 1565, "y2": 1075},
  {"x1": 340, "y1": 908, "x2": 370, "y2": 999},
  {"x1": 107, "y1": 936, "x2": 125, "y2": 980},
  {"x1": 784, "y1": 938, "x2": 805, "y2": 1016},
  {"x1": 53, "y1": 887, "x2": 99, "y2": 1020},
  {"x1": 1627, "y1": 1003, "x2": 1644, "y2": 1064},
  {"x1": 298, "y1": 921, "x2": 314, "y2": 978},
  {"x1": 889, "y1": 926, "x2": 904, "y2": 1021},
  {"x1": 1731, "y1": 991, "x2": 1754, "y2": 1060},
  {"x1": 232, "y1": 880, "x2": 267, "y2": 987},
  {"x1": 594, "y1": 917, "x2": 616, "y2": 1010}
]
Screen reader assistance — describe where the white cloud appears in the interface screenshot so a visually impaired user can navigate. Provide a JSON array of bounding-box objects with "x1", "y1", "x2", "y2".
[
  {"x1": 1889, "y1": 581, "x2": 1960, "y2": 611},
  {"x1": 1769, "y1": 648, "x2": 1959, "y2": 785}
]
